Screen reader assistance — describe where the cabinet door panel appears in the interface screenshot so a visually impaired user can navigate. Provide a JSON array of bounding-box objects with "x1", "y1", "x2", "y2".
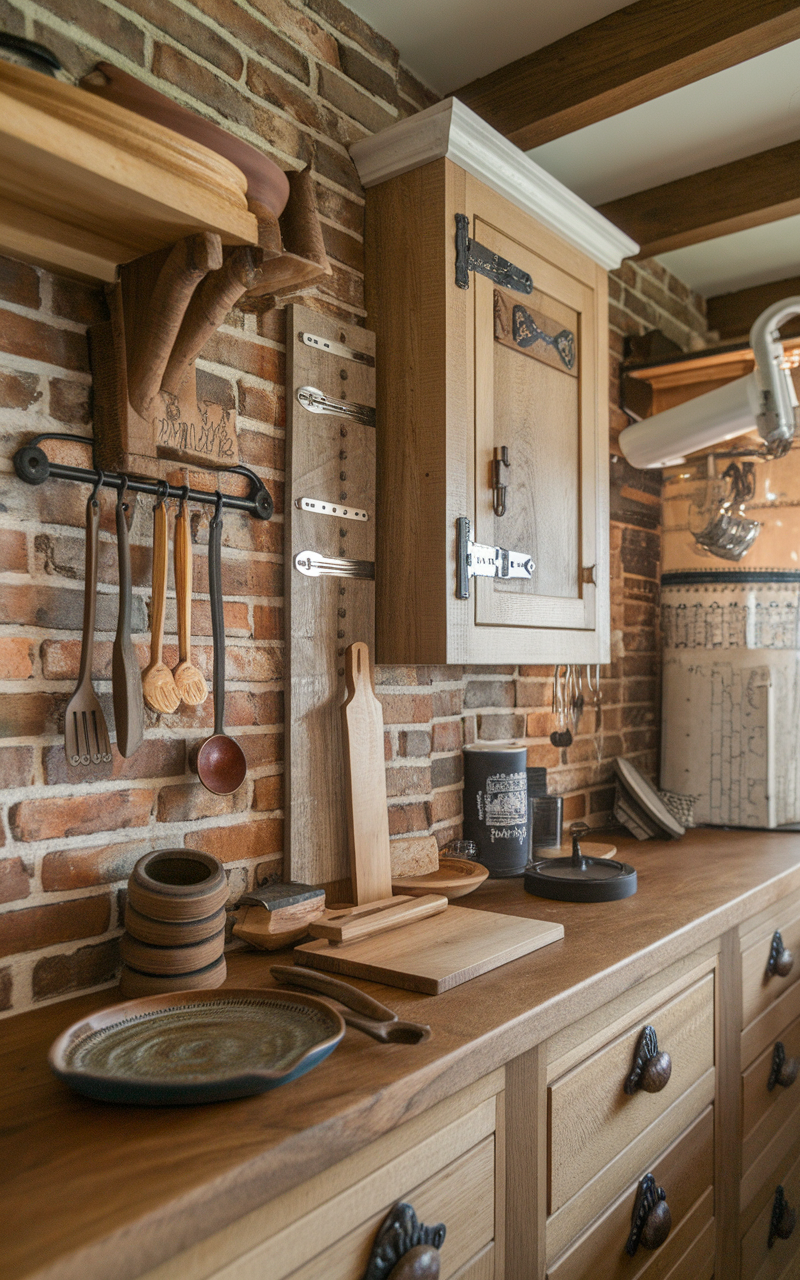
[{"x1": 472, "y1": 213, "x2": 597, "y2": 636}]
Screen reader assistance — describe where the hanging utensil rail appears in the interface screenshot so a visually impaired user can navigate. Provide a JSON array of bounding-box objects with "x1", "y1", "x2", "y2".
[{"x1": 13, "y1": 433, "x2": 274, "y2": 521}]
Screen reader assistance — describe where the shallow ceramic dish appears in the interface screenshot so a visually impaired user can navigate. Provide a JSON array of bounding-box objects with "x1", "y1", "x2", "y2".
[
  {"x1": 49, "y1": 988, "x2": 345, "y2": 1106},
  {"x1": 391, "y1": 856, "x2": 489, "y2": 900}
]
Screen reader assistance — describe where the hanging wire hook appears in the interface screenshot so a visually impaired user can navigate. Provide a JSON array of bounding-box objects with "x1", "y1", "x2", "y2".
[
  {"x1": 90, "y1": 468, "x2": 105, "y2": 502},
  {"x1": 178, "y1": 483, "x2": 190, "y2": 514},
  {"x1": 154, "y1": 478, "x2": 170, "y2": 511}
]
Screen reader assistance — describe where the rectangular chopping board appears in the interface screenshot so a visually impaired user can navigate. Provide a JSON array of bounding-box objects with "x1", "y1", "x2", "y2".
[{"x1": 293, "y1": 906, "x2": 564, "y2": 994}]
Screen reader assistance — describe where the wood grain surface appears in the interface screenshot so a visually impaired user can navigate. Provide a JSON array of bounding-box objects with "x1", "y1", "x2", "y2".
[
  {"x1": 4, "y1": 829, "x2": 800, "y2": 1280},
  {"x1": 340, "y1": 642, "x2": 392, "y2": 905},
  {"x1": 285, "y1": 305, "x2": 375, "y2": 891},
  {"x1": 295, "y1": 905, "x2": 565, "y2": 994}
]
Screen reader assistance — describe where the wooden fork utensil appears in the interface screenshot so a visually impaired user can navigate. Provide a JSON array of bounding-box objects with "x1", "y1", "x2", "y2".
[
  {"x1": 172, "y1": 494, "x2": 208, "y2": 707},
  {"x1": 141, "y1": 491, "x2": 181, "y2": 714},
  {"x1": 65, "y1": 482, "x2": 112, "y2": 766}
]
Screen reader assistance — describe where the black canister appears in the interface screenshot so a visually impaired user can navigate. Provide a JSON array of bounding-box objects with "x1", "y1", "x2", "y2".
[{"x1": 463, "y1": 742, "x2": 528, "y2": 876}]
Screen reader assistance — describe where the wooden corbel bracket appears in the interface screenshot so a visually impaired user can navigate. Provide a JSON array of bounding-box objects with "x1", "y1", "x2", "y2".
[{"x1": 91, "y1": 168, "x2": 330, "y2": 475}]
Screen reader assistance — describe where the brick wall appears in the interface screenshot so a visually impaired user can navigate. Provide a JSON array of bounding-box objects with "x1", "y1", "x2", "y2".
[{"x1": 0, "y1": 0, "x2": 714, "y2": 1016}]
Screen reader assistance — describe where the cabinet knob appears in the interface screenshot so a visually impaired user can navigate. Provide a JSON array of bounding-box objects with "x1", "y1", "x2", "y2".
[
  {"x1": 767, "y1": 930, "x2": 794, "y2": 979},
  {"x1": 492, "y1": 445, "x2": 510, "y2": 517},
  {"x1": 768, "y1": 1041, "x2": 800, "y2": 1091},
  {"x1": 769, "y1": 1185, "x2": 797, "y2": 1248},
  {"x1": 364, "y1": 1202, "x2": 446, "y2": 1280},
  {"x1": 624, "y1": 1024, "x2": 672, "y2": 1095},
  {"x1": 626, "y1": 1173, "x2": 672, "y2": 1255}
]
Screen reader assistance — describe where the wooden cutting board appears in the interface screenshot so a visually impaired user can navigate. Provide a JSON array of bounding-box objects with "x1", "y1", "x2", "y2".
[{"x1": 294, "y1": 906, "x2": 564, "y2": 994}]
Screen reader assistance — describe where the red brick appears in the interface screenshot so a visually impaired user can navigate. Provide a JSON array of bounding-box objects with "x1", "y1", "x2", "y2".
[
  {"x1": 321, "y1": 221, "x2": 364, "y2": 273},
  {"x1": 314, "y1": 182, "x2": 364, "y2": 235},
  {"x1": 246, "y1": 61, "x2": 339, "y2": 136},
  {"x1": 0, "y1": 255, "x2": 39, "y2": 308},
  {"x1": 388, "y1": 802, "x2": 428, "y2": 835},
  {"x1": 248, "y1": 0, "x2": 339, "y2": 65},
  {"x1": 50, "y1": 276, "x2": 106, "y2": 325},
  {"x1": 0, "y1": 583, "x2": 145, "y2": 633},
  {"x1": 32, "y1": 937, "x2": 120, "y2": 1000},
  {"x1": 9, "y1": 789, "x2": 155, "y2": 842},
  {"x1": 253, "y1": 605, "x2": 283, "y2": 640},
  {"x1": 42, "y1": 738, "x2": 185, "y2": 787},
  {"x1": 0, "y1": 746, "x2": 35, "y2": 789},
  {"x1": 0, "y1": 529, "x2": 27, "y2": 573},
  {"x1": 313, "y1": 139, "x2": 363, "y2": 197},
  {"x1": 317, "y1": 63, "x2": 396, "y2": 134},
  {"x1": 118, "y1": 0, "x2": 243, "y2": 77},
  {"x1": 224, "y1": 691, "x2": 283, "y2": 726},
  {"x1": 432, "y1": 689, "x2": 463, "y2": 717},
  {"x1": 0, "y1": 967, "x2": 10, "y2": 1011},
  {"x1": 305, "y1": 0, "x2": 397, "y2": 65},
  {"x1": 385, "y1": 764, "x2": 431, "y2": 797},
  {"x1": 477, "y1": 713, "x2": 526, "y2": 739},
  {"x1": 526, "y1": 743, "x2": 560, "y2": 768},
  {"x1": 35, "y1": 0, "x2": 144, "y2": 63},
  {"x1": 398, "y1": 65, "x2": 437, "y2": 111},
  {"x1": 252, "y1": 774, "x2": 283, "y2": 811},
  {"x1": 431, "y1": 754, "x2": 462, "y2": 788},
  {"x1": 0, "y1": 307, "x2": 88, "y2": 370},
  {"x1": 0, "y1": 369, "x2": 41, "y2": 410},
  {"x1": 0, "y1": 857, "x2": 30, "y2": 903},
  {"x1": 49, "y1": 377, "x2": 91, "y2": 425},
  {"x1": 41, "y1": 840, "x2": 152, "y2": 891},
  {"x1": 431, "y1": 721, "x2": 462, "y2": 753},
  {"x1": 237, "y1": 427, "x2": 284, "y2": 471},
  {"x1": 398, "y1": 729, "x2": 431, "y2": 757},
  {"x1": 192, "y1": 552, "x2": 282, "y2": 597},
  {"x1": 0, "y1": 895, "x2": 110, "y2": 958},
  {"x1": 377, "y1": 693, "x2": 433, "y2": 724},
  {"x1": 0, "y1": 693, "x2": 65, "y2": 738},
  {"x1": 429, "y1": 788, "x2": 461, "y2": 824},
  {"x1": 189, "y1": 817, "x2": 283, "y2": 864},
  {"x1": 242, "y1": 733, "x2": 283, "y2": 768},
  {"x1": 0, "y1": 638, "x2": 34, "y2": 680},
  {"x1": 562, "y1": 793, "x2": 587, "y2": 822},
  {"x1": 157, "y1": 782, "x2": 246, "y2": 824},
  {"x1": 464, "y1": 679, "x2": 514, "y2": 709}
]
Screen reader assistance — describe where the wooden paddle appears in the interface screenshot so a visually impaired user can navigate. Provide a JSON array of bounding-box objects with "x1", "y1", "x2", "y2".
[{"x1": 341, "y1": 642, "x2": 393, "y2": 905}]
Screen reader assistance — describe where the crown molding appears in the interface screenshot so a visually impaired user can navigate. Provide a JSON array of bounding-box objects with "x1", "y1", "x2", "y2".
[{"x1": 350, "y1": 98, "x2": 638, "y2": 271}]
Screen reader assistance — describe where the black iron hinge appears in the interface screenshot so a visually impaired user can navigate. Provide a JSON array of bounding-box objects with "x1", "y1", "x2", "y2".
[{"x1": 455, "y1": 214, "x2": 533, "y2": 294}]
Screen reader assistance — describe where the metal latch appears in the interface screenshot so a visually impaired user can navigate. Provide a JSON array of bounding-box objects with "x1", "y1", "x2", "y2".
[
  {"x1": 297, "y1": 386, "x2": 376, "y2": 427},
  {"x1": 455, "y1": 214, "x2": 533, "y2": 295},
  {"x1": 299, "y1": 332, "x2": 374, "y2": 366},
  {"x1": 295, "y1": 551, "x2": 374, "y2": 580},
  {"x1": 456, "y1": 517, "x2": 534, "y2": 599},
  {"x1": 295, "y1": 497, "x2": 368, "y2": 522}
]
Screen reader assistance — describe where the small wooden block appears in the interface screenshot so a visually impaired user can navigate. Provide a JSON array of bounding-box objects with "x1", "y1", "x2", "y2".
[
  {"x1": 296, "y1": 906, "x2": 564, "y2": 994},
  {"x1": 308, "y1": 894, "x2": 447, "y2": 945},
  {"x1": 389, "y1": 835, "x2": 439, "y2": 878},
  {"x1": 232, "y1": 883, "x2": 326, "y2": 951}
]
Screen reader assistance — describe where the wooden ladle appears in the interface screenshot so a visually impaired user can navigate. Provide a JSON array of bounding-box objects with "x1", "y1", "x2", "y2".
[
  {"x1": 172, "y1": 492, "x2": 208, "y2": 707},
  {"x1": 142, "y1": 487, "x2": 181, "y2": 714},
  {"x1": 195, "y1": 494, "x2": 247, "y2": 795}
]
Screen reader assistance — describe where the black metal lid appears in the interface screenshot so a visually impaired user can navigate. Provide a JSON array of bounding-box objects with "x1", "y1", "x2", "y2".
[
  {"x1": 523, "y1": 822, "x2": 637, "y2": 902},
  {"x1": 0, "y1": 34, "x2": 61, "y2": 75}
]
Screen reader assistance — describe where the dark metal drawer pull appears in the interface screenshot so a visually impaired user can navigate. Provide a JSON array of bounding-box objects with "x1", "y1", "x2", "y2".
[
  {"x1": 767, "y1": 930, "x2": 794, "y2": 978},
  {"x1": 768, "y1": 1041, "x2": 800, "y2": 1091},
  {"x1": 769, "y1": 1185, "x2": 797, "y2": 1248},
  {"x1": 364, "y1": 1201, "x2": 446, "y2": 1280},
  {"x1": 624, "y1": 1024, "x2": 672, "y2": 1095},
  {"x1": 626, "y1": 1173, "x2": 672, "y2": 1255}
]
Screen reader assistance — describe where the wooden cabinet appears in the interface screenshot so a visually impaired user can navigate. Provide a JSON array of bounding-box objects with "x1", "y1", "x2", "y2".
[
  {"x1": 351, "y1": 99, "x2": 636, "y2": 665},
  {"x1": 138, "y1": 1071, "x2": 506, "y2": 1280}
]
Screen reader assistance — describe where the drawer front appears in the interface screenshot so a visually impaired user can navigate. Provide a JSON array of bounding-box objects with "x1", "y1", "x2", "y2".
[
  {"x1": 283, "y1": 1136, "x2": 496, "y2": 1280},
  {"x1": 549, "y1": 973, "x2": 714, "y2": 1212},
  {"x1": 743, "y1": 1011, "x2": 800, "y2": 1177},
  {"x1": 546, "y1": 1106, "x2": 714, "y2": 1280},
  {"x1": 742, "y1": 975, "x2": 800, "y2": 1071},
  {"x1": 741, "y1": 1146, "x2": 800, "y2": 1280},
  {"x1": 742, "y1": 904, "x2": 800, "y2": 1032}
]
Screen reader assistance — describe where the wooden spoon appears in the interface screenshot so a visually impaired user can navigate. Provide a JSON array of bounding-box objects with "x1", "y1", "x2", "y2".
[
  {"x1": 141, "y1": 494, "x2": 180, "y2": 714},
  {"x1": 172, "y1": 495, "x2": 208, "y2": 707}
]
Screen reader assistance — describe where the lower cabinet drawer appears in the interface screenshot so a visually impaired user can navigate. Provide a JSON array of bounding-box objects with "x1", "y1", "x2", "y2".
[
  {"x1": 742, "y1": 1011, "x2": 800, "y2": 1178},
  {"x1": 741, "y1": 1142, "x2": 800, "y2": 1280},
  {"x1": 549, "y1": 973, "x2": 714, "y2": 1214},
  {"x1": 741, "y1": 894, "x2": 800, "y2": 1034},
  {"x1": 139, "y1": 1073, "x2": 504, "y2": 1280},
  {"x1": 546, "y1": 1106, "x2": 714, "y2": 1280}
]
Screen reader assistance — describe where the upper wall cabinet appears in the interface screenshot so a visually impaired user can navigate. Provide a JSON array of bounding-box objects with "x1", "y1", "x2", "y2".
[{"x1": 352, "y1": 99, "x2": 637, "y2": 666}]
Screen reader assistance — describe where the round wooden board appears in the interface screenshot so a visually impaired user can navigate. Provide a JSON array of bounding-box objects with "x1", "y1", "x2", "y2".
[{"x1": 391, "y1": 857, "x2": 490, "y2": 900}]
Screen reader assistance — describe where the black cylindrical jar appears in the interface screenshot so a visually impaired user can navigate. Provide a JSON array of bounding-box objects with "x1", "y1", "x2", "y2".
[{"x1": 463, "y1": 742, "x2": 528, "y2": 876}]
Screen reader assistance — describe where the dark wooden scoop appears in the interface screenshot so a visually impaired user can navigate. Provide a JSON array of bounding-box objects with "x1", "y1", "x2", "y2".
[{"x1": 195, "y1": 497, "x2": 246, "y2": 795}]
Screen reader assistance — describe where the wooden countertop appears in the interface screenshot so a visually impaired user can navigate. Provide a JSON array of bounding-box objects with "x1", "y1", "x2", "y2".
[{"x1": 4, "y1": 827, "x2": 800, "y2": 1280}]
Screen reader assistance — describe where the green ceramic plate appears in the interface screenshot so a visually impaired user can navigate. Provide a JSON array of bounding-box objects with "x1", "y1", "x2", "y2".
[{"x1": 49, "y1": 988, "x2": 345, "y2": 1106}]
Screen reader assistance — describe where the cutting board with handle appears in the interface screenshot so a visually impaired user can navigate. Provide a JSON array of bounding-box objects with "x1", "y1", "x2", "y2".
[
  {"x1": 295, "y1": 906, "x2": 564, "y2": 995},
  {"x1": 342, "y1": 642, "x2": 393, "y2": 905}
]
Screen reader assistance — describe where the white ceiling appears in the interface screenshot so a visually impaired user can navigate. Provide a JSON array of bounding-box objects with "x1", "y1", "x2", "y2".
[{"x1": 345, "y1": 0, "x2": 800, "y2": 304}]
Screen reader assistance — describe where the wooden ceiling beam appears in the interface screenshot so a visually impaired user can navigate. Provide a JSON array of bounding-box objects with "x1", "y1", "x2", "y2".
[
  {"x1": 707, "y1": 275, "x2": 800, "y2": 341},
  {"x1": 595, "y1": 140, "x2": 800, "y2": 257},
  {"x1": 453, "y1": 0, "x2": 800, "y2": 150}
]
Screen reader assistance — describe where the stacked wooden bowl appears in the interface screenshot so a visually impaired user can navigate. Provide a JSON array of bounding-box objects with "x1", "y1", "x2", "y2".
[{"x1": 119, "y1": 850, "x2": 228, "y2": 998}]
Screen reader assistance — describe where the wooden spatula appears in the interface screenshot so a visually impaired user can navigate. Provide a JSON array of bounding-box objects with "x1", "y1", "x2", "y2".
[
  {"x1": 142, "y1": 496, "x2": 180, "y2": 714},
  {"x1": 342, "y1": 642, "x2": 393, "y2": 905}
]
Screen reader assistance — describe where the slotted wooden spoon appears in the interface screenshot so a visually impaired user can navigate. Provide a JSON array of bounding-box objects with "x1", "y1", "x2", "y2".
[
  {"x1": 172, "y1": 494, "x2": 208, "y2": 707},
  {"x1": 142, "y1": 493, "x2": 181, "y2": 714}
]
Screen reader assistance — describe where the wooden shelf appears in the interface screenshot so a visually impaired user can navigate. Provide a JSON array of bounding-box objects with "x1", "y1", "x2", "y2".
[{"x1": 0, "y1": 61, "x2": 258, "y2": 282}]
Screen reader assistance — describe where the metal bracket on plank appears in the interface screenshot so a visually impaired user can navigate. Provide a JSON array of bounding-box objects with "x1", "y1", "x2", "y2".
[
  {"x1": 299, "y1": 332, "x2": 375, "y2": 367},
  {"x1": 456, "y1": 517, "x2": 534, "y2": 599},
  {"x1": 297, "y1": 385, "x2": 376, "y2": 427},
  {"x1": 455, "y1": 213, "x2": 533, "y2": 295},
  {"x1": 295, "y1": 551, "x2": 375, "y2": 579},
  {"x1": 295, "y1": 497, "x2": 368, "y2": 522}
]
